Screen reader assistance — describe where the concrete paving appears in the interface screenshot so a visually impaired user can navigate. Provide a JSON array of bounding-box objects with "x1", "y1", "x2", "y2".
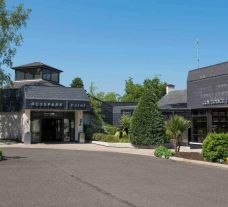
[
  {"x1": 0, "y1": 143, "x2": 201, "y2": 157},
  {"x1": 0, "y1": 147, "x2": 227, "y2": 207}
]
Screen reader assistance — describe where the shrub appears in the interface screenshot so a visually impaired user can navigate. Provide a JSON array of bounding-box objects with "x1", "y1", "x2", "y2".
[
  {"x1": 120, "y1": 115, "x2": 132, "y2": 130},
  {"x1": 154, "y1": 146, "x2": 172, "y2": 159},
  {"x1": 92, "y1": 133, "x2": 119, "y2": 143},
  {"x1": 92, "y1": 133, "x2": 130, "y2": 143},
  {"x1": 130, "y1": 90, "x2": 166, "y2": 146},
  {"x1": 103, "y1": 124, "x2": 118, "y2": 135},
  {"x1": 165, "y1": 115, "x2": 191, "y2": 153},
  {"x1": 122, "y1": 131, "x2": 128, "y2": 138},
  {"x1": 202, "y1": 133, "x2": 228, "y2": 162},
  {"x1": 120, "y1": 137, "x2": 130, "y2": 143},
  {"x1": 84, "y1": 124, "x2": 103, "y2": 142},
  {"x1": 115, "y1": 131, "x2": 120, "y2": 137}
]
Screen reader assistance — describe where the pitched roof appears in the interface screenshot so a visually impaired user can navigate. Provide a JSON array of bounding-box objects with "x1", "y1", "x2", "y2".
[
  {"x1": 158, "y1": 89, "x2": 187, "y2": 109},
  {"x1": 188, "y1": 61, "x2": 228, "y2": 82},
  {"x1": 10, "y1": 79, "x2": 61, "y2": 89},
  {"x1": 24, "y1": 85, "x2": 89, "y2": 101},
  {"x1": 12, "y1": 62, "x2": 63, "y2": 73}
]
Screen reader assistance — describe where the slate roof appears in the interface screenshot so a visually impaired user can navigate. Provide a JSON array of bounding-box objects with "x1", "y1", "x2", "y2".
[
  {"x1": 24, "y1": 85, "x2": 89, "y2": 101},
  {"x1": 158, "y1": 89, "x2": 187, "y2": 109},
  {"x1": 188, "y1": 61, "x2": 228, "y2": 82},
  {"x1": 12, "y1": 62, "x2": 63, "y2": 73},
  {"x1": 10, "y1": 79, "x2": 61, "y2": 89}
]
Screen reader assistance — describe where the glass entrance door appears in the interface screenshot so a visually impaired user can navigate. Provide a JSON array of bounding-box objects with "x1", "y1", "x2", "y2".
[
  {"x1": 63, "y1": 119, "x2": 75, "y2": 142},
  {"x1": 31, "y1": 119, "x2": 41, "y2": 143}
]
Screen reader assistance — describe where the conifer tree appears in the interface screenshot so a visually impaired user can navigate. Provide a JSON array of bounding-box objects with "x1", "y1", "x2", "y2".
[{"x1": 130, "y1": 89, "x2": 166, "y2": 145}]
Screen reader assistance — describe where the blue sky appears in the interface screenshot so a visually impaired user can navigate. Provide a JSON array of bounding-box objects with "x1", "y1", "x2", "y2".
[{"x1": 6, "y1": 0, "x2": 228, "y2": 94}]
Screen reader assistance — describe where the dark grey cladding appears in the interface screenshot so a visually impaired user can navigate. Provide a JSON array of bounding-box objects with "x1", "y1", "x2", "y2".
[
  {"x1": 0, "y1": 89, "x2": 23, "y2": 112},
  {"x1": 188, "y1": 61, "x2": 228, "y2": 109},
  {"x1": 188, "y1": 61, "x2": 228, "y2": 82},
  {"x1": 24, "y1": 85, "x2": 89, "y2": 101},
  {"x1": 158, "y1": 90, "x2": 187, "y2": 109}
]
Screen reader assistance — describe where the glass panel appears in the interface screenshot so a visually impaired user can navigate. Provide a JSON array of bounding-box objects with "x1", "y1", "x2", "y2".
[
  {"x1": 31, "y1": 119, "x2": 41, "y2": 143},
  {"x1": 70, "y1": 120, "x2": 75, "y2": 141},
  {"x1": 192, "y1": 116, "x2": 207, "y2": 143},
  {"x1": 25, "y1": 72, "x2": 33, "y2": 80},
  {"x1": 63, "y1": 119, "x2": 70, "y2": 142},
  {"x1": 212, "y1": 110, "x2": 228, "y2": 133},
  {"x1": 55, "y1": 119, "x2": 62, "y2": 141},
  {"x1": 16, "y1": 71, "x2": 25, "y2": 80},
  {"x1": 51, "y1": 72, "x2": 59, "y2": 82}
]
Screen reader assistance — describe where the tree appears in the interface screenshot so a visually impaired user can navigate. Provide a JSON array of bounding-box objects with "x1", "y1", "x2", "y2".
[
  {"x1": 130, "y1": 89, "x2": 166, "y2": 146},
  {"x1": 88, "y1": 82, "x2": 103, "y2": 126},
  {"x1": 165, "y1": 115, "x2": 191, "y2": 153},
  {"x1": 70, "y1": 77, "x2": 84, "y2": 88},
  {"x1": 143, "y1": 77, "x2": 166, "y2": 102},
  {"x1": 121, "y1": 77, "x2": 144, "y2": 102},
  {"x1": 121, "y1": 77, "x2": 166, "y2": 102},
  {"x1": 97, "y1": 91, "x2": 121, "y2": 102},
  {"x1": 0, "y1": 68, "x2": 11, "y2": 88},
  {"x1": 0, "y1": 0, "x2": 31, "y2": 67},
  {"x1": 0, "y1": 68, "x2": 11, "y2": 110}
]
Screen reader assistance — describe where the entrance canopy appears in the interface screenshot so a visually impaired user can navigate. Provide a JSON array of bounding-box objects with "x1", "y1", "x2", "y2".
[
  {"x1": 1, "y1": 85, "x2": 90, "y2": 112},
  {"x1": 24, "y1": 85, "x2": 90, "y2": 111}
]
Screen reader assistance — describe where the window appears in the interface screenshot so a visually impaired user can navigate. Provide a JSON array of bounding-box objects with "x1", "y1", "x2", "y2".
[
  {"x1": 25, "y1": 72, "x2": 33, "y2": 80},
  {"x1": 16, "y1": 71, "x2": 25, "y2": 80},
  {"x1": 15, "y1": 69, "x2": 41, "y2": 81},
  {"x1": 42, "y1": 69, "x2": 59, "y2": 83},
  {"x1": 51, "y1": 72, "x2": 59, "y2": 82}
]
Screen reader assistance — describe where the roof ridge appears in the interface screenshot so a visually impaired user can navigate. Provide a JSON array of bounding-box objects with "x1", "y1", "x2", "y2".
[{"x1": 189, "y1": 61, "x2": 228, "y2": 72}]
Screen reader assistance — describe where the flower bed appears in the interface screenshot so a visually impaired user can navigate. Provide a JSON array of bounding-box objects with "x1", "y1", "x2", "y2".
[{"x1": 173, "y1": 152, "x2": 203, "y2": 161}]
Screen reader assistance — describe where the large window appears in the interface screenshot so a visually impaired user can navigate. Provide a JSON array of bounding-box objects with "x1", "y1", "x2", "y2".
[
  {"x1": 15, "y1": 68, "x2": 42, "y2": 81},
  {"x1": 191, "y1": 110, "x2": 207, "y2": 143},
  {"x1": 42, "y1": 69, "x2": 59, "y2": 83},
  {"x1": 212, "y1": 110, "x2": 228, "y2": 133}
]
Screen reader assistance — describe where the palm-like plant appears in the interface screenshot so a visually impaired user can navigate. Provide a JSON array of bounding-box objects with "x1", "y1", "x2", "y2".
[{"x1": 165, "y1": 115, "x2": 191, "y2": 153}]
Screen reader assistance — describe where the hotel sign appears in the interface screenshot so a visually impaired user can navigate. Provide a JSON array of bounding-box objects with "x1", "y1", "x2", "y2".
[
  {"x1": 26, "y1": 99, "x2": 89, "y2": 110},
  {"x1": 203, "y1": 99, "x2": 228, "y2": 106}
]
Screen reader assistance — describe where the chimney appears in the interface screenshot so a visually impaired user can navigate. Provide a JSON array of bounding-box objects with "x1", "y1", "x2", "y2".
[{"x1": 166, "y1": 84, "x2": 175, "y2": 94}]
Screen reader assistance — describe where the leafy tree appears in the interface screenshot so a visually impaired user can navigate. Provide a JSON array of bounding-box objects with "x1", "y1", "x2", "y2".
[
  {"x1": 122, "y1": 77, "x2": 166, "y2": 102},
  {"x1": 0, "y1": 0, "x2": 30, "y2": 109},
  {"x1": 70, "y1": 77, "x2": 84, "y2": 88},
  {"x1": 0, "y1": 68, "x2": 11, "y2": 88},
  {"x1": 0, "y1": 0, "x2": 31, "y2": 67},
  {"x1": 143, "y1": 77, "x2": 166, "y2": 102},
  {"x1": 122, "y1": 77, "x2": 144, "y2": 102},
  {"x1": 130, "y1": 89, "x2": 166, "y2": 146},
  {"x1": 97, "y1": 91, "x2": 121, "y2": 102},
  {"x1": 165, "y1": 115, "x2": 191, "y2": 153},
  {"x1": 88, "y1": 82, "x2": 103, "y2": 127}
]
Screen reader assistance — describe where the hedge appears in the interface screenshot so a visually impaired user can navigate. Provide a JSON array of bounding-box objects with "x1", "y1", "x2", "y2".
[{"x1": 92, "y1": 133, "x2": 130, "y2": 143}]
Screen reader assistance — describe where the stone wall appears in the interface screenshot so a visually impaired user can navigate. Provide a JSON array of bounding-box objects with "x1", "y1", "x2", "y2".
[{"x1": 0, "y1": 112, "x2": 22, "y2": 140}]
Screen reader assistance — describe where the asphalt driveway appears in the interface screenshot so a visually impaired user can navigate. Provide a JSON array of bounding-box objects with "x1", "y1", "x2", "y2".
[{"x1": 0, "y1": 148, "x2": 227, "y2": 207}]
